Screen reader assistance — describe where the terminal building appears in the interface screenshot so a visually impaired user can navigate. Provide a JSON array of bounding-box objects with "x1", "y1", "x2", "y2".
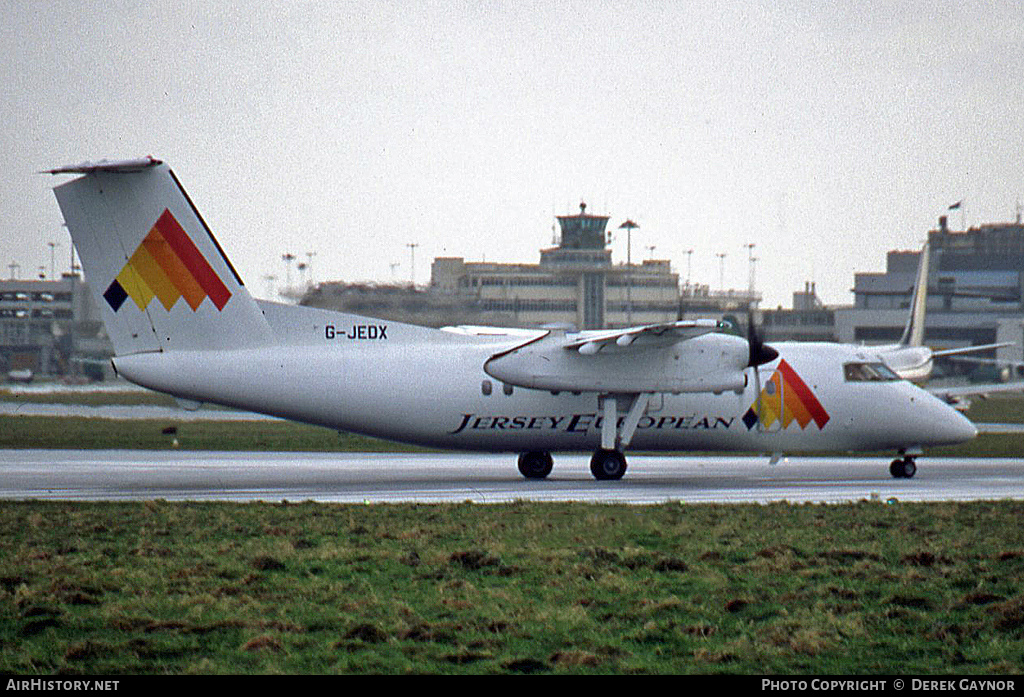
[
  {"x1": 430, "y1": 203, "x2": 687, "y2": 329},
  {"x1": 761, "y1": 282, "x2": 835, "y2": 343},
  {"x1": 832, "y1": 214, "x2": 1024, "y2": 376},
  {"x1": 305, "y1": 203, "x2": 760, "y2": 329},
  {"x1": 0, "y1": 273, "x2": 112, "y2": 380}
]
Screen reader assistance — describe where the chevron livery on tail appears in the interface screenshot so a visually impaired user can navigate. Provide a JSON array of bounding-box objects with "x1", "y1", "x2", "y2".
[{"x1": 104, "y1": 208, "x2": 232, "y2": 313}]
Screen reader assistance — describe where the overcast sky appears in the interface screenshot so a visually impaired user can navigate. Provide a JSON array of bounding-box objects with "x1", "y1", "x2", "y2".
[{"x1": 2, "y1": 1, "x2": 1022, "y2": 308}]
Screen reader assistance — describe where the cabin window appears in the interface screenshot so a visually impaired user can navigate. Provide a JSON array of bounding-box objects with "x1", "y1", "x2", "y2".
[
  {"x1": 481, "y1": 379, "x2": 493, "y2": 396},
  {"x1": 844, "y1": 362, "x2": 899, "y2": 382},
  {"x1": 503, "y1": 383, "x2": 514, "y2": 396}
]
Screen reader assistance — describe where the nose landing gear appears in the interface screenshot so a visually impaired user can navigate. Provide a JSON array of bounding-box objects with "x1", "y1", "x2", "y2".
[{"x1": 889, "y1": 456, "x2": 917, "y2": 479}]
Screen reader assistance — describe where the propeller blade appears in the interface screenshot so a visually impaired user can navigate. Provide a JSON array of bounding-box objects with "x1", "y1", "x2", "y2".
[
  {"x1": 746, "y1": 313, "x2": 779, "y2": 367},
  {"x1": 753, "y1": 363, "x2": 763, "y2": 433}
]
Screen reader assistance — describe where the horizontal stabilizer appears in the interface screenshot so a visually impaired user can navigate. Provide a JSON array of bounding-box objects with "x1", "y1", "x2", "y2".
[
  {"x1": 45, "y1": 157, "x2": 163, "y2": 175},
  {"x1": 929, "y1": 380, "x2": 1024, "y2": 402}
]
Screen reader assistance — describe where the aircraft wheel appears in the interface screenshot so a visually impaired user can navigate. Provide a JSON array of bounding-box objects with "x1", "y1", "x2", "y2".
[
  {"x1": 902, "y1": 458, "x2": 917, "y2": 479},
  {"x1": 518, "y1": 451, "x2": 553, "y2": 479},
  {"x1": 889, "y1": 457, "x2": 917, "y2": 479},
  {"x1": 590, "y1": 449, "x2": 627, "y2": 480}
]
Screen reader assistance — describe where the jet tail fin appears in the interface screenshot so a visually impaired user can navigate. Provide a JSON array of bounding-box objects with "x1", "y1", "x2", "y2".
[
  {"x1": 51, "y1": 158, "x2": 272, "y2": 355},
  {"x1": 898, "y1": 242, "x2": 930, "y2": 347}
]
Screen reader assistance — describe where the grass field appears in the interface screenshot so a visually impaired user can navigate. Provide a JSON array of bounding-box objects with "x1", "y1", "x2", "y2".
[
  {"x1": 3, "y1": 500, "x2": 1024, "y2": 674},
  {"x1": 0, "y1": 415, "x2": 422, "y2": 452}
]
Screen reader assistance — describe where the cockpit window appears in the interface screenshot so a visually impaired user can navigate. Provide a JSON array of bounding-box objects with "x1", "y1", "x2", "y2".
[{"x1": 844, "y1": 362, "x2": 900, "y2": 382}]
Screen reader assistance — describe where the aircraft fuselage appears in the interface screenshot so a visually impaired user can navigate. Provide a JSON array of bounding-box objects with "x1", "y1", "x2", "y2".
[{"x1": 112, "y1": 306, "x2": 975, "y2": 456}]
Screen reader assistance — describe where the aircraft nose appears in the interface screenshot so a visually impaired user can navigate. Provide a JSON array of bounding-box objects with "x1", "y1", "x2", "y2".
[
  {"x1": 949, "y1": 408, "x2": 978, "y2": 443},
  {"x1": 929, "y1": 401, "x2": 977, "y2": 445}
]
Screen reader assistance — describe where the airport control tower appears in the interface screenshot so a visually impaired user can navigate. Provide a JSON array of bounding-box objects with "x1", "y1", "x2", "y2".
[
  {"x1": 555, "y1": 202, "x2": 609, "y2": 250},
  {"x1": 539, "y1": 203, "x2": 614, "y2": 328}
]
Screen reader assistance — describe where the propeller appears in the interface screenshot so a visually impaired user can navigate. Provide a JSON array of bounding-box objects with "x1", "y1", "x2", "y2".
[
  {"x1": 745, "y1": 310, "x2": 777, "y2": 434},
  {"x1": 746, "y1": 312, "x2": 779, "y2": 368}
]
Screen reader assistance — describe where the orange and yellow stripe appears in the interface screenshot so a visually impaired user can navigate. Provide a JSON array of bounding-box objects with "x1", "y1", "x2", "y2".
[
  {"x1": 103, "y1": 209, "x2": 231, "y2": 313},
  {"x1": 743, "y1": 359, "x2": 830, "y2": 430}
]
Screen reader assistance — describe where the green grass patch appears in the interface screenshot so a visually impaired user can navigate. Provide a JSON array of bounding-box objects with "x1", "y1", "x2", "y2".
[
  {"x1": 0, "y1": 388, "x2": 178, "y2": 407},
  {"x1": 2, "y1": 500, "x2": 1024, "y2": 674},
  {"x1": 962, "y1": 394, "x2": 1024, "y2": 424},
  {"x1": 0, "y1": 416, "x2": 426, "y2": 452}
]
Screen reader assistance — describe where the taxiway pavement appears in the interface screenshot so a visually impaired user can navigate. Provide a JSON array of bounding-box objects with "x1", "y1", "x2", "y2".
[{"x1": 1, "y1": 450, "x2": 1021, "y2": 504}]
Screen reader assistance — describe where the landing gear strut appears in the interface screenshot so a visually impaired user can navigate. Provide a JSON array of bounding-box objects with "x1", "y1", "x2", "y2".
[
  {"x1": 517, "y1": 451, "x2": 553, "y2": 479},
  {"x1": 889, "y1": 456, "x2": 917, "y2": 479},
  {"x1": 587, "y1": 394, "x2": 647, "y2": 480}
]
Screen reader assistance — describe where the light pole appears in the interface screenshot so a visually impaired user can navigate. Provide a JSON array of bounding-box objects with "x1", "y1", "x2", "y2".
[
  {"x1": 745, "y1": 242, "x2": 756, "y2": 294},
  {"x1": 619, "y1": 219, "x2": 639, "y2": 324},
  {"x1": 407, "y1": 243, "x2": 419, "y2": 287},
  {"x1": 305, "y1": 251, "x2": 316, "y2": 286},
  {"x1": 48, "y1": 242, "x2": 59, "y2": 279},
  {"x1": 65, "y1": 223, "x2": 79, "y2": 275},
  {"x1": 749, "y1": 257, "x2": 758, "y2": 309},
  {"x1": 716, "y1": 253, "x2": 727, "y2": 292},
  {"x1": 282, "y1": 253, "x2": 296, "y2": 289}
]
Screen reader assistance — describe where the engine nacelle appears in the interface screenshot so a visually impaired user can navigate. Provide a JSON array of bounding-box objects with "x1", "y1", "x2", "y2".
[{"x1": 485, "y1": 332, "x2": 752, "y2": 394}]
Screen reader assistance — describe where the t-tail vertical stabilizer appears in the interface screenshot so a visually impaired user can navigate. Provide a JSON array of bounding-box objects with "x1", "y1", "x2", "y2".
[
  {"x1": 50, "y1": 158, "x2": 271, "y2": 355},
  {"x1": 898, "y1": 241, "x2": 930, "y2": 348}
]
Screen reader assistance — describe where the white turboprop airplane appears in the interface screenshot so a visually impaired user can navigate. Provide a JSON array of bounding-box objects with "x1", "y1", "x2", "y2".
[{"x1": 48, "y1": 158, "x2": 977, "y2": 481}]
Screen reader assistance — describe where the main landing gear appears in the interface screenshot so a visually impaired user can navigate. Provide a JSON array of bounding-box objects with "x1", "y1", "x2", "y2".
[
  {"x1": 890, "y1": 456, "x2": 918, "y2": 479},
  {"x1": 515, "y1": 449, "x2": 629, "y2": 480},
  {"x1": 516, "y1": 448, "x2": 626, "y2": 481},
  {"x1": 590, "y1": 448, "x2": 627, "y2": 480},
  {"x1": 517, "y1": 451, "x2": 553, "y2": 479},
  {"x1": 517, "y1": 394, "x2": 647, "y2": 481}
]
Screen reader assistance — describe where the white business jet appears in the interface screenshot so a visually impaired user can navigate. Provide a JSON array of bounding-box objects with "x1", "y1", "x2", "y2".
[
  {"x1": 48, "y1": 158, "x2": 976, "y2": 481},
  {"x1": 871, "y1": 241, "x2": 1013, "y2": 383}
]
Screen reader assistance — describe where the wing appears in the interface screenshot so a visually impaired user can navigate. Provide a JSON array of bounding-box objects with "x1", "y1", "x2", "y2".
[
  {"x1": 929, "y1": 380, "x2": 1024, "y2": 410},
  {"x1": 441, "y1": 325, "x2": 550, "y2": 339},
  {"x1": 976, "y1": 422, "x2": 1024, "y2": 434},
  {"x1": 932, "y1": 341, "x2": 1016, "y2": 358},
  {"x1": 484, "y1": 321, "x2": 753, "y2": 394},
  {"x1": 561, "y1": 319, "x2": 726, "y2": 355}
]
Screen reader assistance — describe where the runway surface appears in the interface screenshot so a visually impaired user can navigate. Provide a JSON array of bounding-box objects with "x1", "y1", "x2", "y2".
[{"x1": 1, "y1": 450, "x2": 1022, "y2": 504}]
